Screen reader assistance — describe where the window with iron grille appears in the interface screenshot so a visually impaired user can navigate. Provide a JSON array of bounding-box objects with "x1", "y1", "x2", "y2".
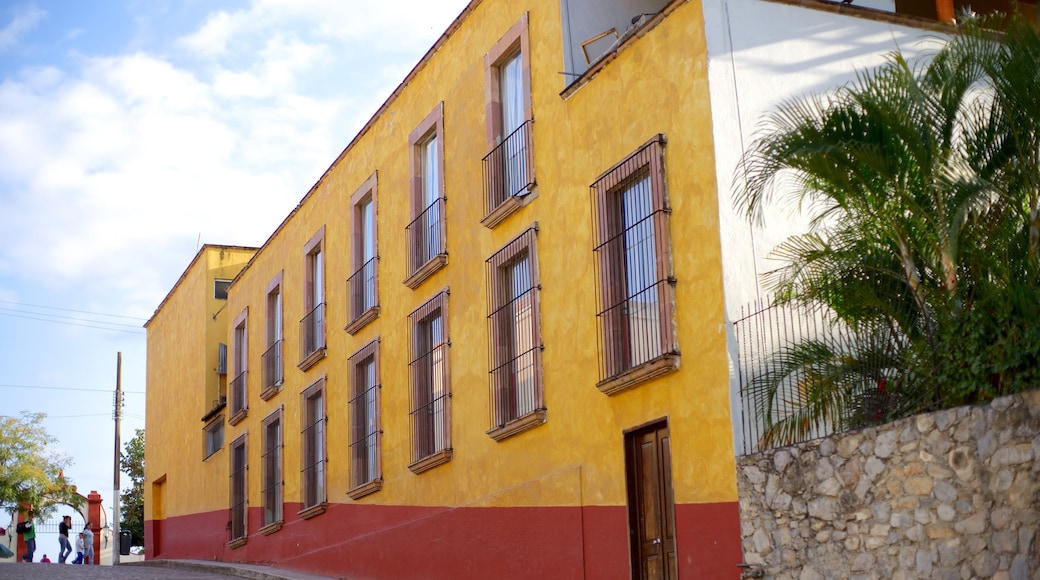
[
  {"x1": 407, "y1": 291, "x2": 451, "y2": 473},
  {"x1": 300, "y1": 228, "x2": 326, "y2": 370},
  {"x1": 347, "y1": 172, "x2": 379, "y2": 334},
  {"x1": 485, "y1": 226, "x2": 545, "y2": 440},
  {"x1": 229, "y1": 308, "x2": 249, "y2": 425},
  {"x1": 405, "y1": 105, "x2": 447, "y2": 289},
  {"x1": 481, "y1": 14, "x2": 535, "y2": 228},
  {"x1": 591, "y1": 135, "x2": 678, "y2": 395},
  {"x1": 261, "y1": 272, "x2": 283, "y2": 400},
  {"x1": 299, "y1": 378, "x2": 327, "y2": 518},
  {"x1": 347, "y1": 339, "x2": 382, "y2": 498},
  {"x1": 228, "y1": 433, "x2": 247, "y2": 547},
  {"x1": 204, "y1": 415, "x2": 224, "y2": 459},
  {"x1": 260, "y1": 409, "x2": 283, "y2": 532}
]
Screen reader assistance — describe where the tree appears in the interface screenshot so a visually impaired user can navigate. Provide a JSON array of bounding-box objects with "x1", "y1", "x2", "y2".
[
  {"x1": 119, "y1": 428, "x2": 145, "y2": 545},
  {"x1": 0, "y1": 412, "x2": 84, "y2": 517},
  {"x1": 735, "y1": 14, "x2": 1040, "y2": 446}
]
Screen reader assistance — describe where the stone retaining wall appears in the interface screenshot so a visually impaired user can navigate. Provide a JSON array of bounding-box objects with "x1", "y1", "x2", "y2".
[{"x1": 736, "y1": 390, "x2": 1040, "y2": 579}]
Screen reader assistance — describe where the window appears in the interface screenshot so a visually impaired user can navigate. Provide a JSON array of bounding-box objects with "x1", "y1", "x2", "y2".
[
  {"x1": 407, "y1": 291, "x2": 451, "y2": 473},
  {"x1": 229, "y1": 308, "x2": 249, "y2": 425},
  {"x1": 347, "y1": 340, "x2": 382, "y2": 499},
  {"x1": 300, "y1": 378, "x2": 327, "y2": 518},
  {"x1": 228, "y1": 434, "x2": 247, "y2": 547},
  {"x1": 261, "y1": 409, "x2": 283, "y2": 533},
  {"x1": 214, "y1": 279, "x2": 232, "y2": 300},
  {"x1": 346, "y1": 172, "x2": 379, "y2": 334},
  {"x1": 204, "y1": 415, "x2": 224, "y2": 459},
  {"x1": 482, "y1": 14, "x2": 535, "y2": 228},
  {"x1": 300, "y1": 228, "x2": 326, "y2": 370},
  {"x1": 591, "y1": 135, "x2": 678, "y2": 395},
  {"x1": 485, "y1": 226, "x2": 545, "y2": 440},
  {"x1": 405, "y1": 104, "x2": 447, "y2": 289},
  {"x1": 261, "y1": 272, "x2": 283, "y2": 400}
]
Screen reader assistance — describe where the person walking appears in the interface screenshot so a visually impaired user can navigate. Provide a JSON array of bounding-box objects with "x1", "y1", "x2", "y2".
[
  {"x1": 82, "y1": 523, "x2": 95, "y2": 565},
  {"x1": 58, "y1": 515, "x2": 72, "y2": 563},
  {"x1": 72, "y1": 532, "x2": 85, "y2": 564},
  {"x1": 20, "y1": 510, "x2": 36, "y2": 563}
]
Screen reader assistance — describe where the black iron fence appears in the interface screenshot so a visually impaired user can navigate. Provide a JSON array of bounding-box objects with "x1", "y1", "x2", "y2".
[{"x1": 733, "y1": 295, "x2": 901, "y2": 455}]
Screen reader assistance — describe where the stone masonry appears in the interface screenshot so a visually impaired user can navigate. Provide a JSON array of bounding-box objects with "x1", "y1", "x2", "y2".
[{"x1": 736, "y1": 390, "x2": 1040, "y2": 579}]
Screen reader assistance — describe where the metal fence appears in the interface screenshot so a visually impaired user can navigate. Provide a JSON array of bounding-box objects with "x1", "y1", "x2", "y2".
[{"x1": 733, "y1": 295, "x2": 899, "y2": 455}]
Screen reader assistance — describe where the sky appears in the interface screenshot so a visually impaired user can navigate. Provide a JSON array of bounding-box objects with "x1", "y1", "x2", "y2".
[{"x1": 0, "y1": 0, "x2": 470, "y2": 525}]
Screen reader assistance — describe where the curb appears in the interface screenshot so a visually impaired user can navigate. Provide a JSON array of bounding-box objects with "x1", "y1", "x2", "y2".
[{"x1": 120, "y1": 559, "x2": 339, "y2": 580}]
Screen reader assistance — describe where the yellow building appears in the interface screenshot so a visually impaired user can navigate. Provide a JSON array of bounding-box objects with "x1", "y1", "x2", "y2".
[{"x1": 146, "y1": 0, "x2": 741, "y2": 577}]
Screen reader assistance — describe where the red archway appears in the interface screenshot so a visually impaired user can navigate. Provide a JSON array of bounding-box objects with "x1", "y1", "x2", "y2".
[{"x1": 12, "y1": 490, "x2": 104, "y2": 565}]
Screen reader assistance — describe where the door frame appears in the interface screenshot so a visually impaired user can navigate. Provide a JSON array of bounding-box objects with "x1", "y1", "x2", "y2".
[{"x1": 623, "y1": 417, "x2": 678, "y2": 579}]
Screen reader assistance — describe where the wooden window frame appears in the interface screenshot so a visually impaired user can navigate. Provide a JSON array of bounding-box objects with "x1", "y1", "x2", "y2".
[
  {"x1": 407, "y1": 290, "x2": 452, "y2": 473},
  {"x1": 485, "y1": 225, "x2": 546, "y2": 441},
  {"x1": 229, "y1": 307, "x2": 249, "y2": 426},
  {"x1": 299, "y1": 227, "x2": 326, "y2": 371},
  {"x1": 346, "y1": 172, "x2": 380, "y2": 334},
  {"x1": 299, "y1": 377, "x2": 328, "y2": 519},
  {"x1": 404, "y1": 104, "x2": 447, "y2": 289},
  {"x1": 591, "y1": 135, "x2": 679, "y2": 395},
  {"x1": 481, "y1": 13, "x2": 536, "y2": 228},
  {"x1": 261, "y1": 271, "x2": 284, "y2": 400},
  {"x1": 260, "y1": 408, "x2": 284, "y2": 534},
  {"x1": 227, "y1": 433, "x2": 248, "y2": 548},
  {"x1": 347, "y1": 339, "x2": 382, "y2": 499}
]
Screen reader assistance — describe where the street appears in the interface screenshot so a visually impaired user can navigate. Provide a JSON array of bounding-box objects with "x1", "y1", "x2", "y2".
[{"x1": 0, "y1": 563, "x2": 237, "y2": 579}]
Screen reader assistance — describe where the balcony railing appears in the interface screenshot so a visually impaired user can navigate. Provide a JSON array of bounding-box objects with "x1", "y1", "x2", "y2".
[
  {"x1": 347, "y1": 257, "x2": 378, "y2": 322},
  {"x1": 409, "y1": 343, "x2": 450, "y2": 464},
  {"x1": 406, "y1": 198, "x2": 445, "y2": 275},
  {"x1": 483, "y1": 119, "x2": 534, "y2": 215},
  {"x1": 230, "y1": 371, "x2": 247, "y2": 415},
  {"x1": 300, "y1": 303, "x2": 326, "y2": 361},
  {"x1": 261, "y1": 339, "x2": 283, "y2": 393}
]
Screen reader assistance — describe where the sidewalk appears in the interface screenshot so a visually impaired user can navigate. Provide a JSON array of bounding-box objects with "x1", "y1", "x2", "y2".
[{"x1": 122, "y1": 559, "x2": 342, "y2": 580}]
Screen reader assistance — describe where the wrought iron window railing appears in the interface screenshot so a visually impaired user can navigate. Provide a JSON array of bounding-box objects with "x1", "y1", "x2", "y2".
[
  {"x1": 347, "y1": 257, "x2": 378, "y2": 322},
  {"x1": 261, "y1": 339, "x2": 283, "y2": 392},
  {"x1": 483, "y1": 119, "x2": 534, "y2": 214},
  {"x1": 409, "y1": 342, "x2": 450, "y2": 463},
  {"x1": 299, "y1": 303, "x2": 325, "y2": 360},
  {"x1": 406, "y1": 198, "x2": 445, "y2": 275}
]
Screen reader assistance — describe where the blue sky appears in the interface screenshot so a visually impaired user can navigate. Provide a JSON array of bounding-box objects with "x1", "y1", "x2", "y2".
[{"x1": 0, "y1": 0, "x2": 469, "y2": 519}]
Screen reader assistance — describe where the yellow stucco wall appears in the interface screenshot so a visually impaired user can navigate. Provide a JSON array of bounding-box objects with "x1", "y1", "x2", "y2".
[
  {"x1": 145, "y1": 246, "x2": 256, "y2": 518},
  {"x1": 148, "y1": 0, "x2": 736, "y2": 520}
]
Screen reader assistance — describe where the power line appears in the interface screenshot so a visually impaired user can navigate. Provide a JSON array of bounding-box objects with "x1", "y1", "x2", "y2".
[
  {"x1": 0, "y1": 299, "x2": 149, "y2": 322},
  {"x1": 0, "y1": 383, "x2": 145, "y2": 394},
  {"x1": 0, "y1": 311, "x2": 146, "y2": 334},
  {"x1": 0, "y1": 307, "x2": 145, "y2": 329}
]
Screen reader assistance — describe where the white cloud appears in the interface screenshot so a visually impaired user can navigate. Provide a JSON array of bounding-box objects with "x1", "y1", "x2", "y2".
[
  {"x1": 0, "y1": 0, "x2": 470, "y2": 318},
  {"x1": 0, "y1": 3, "x2": 46, "y2": 52}
]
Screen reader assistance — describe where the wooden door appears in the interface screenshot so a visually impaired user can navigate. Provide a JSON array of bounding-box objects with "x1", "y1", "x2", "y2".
[{"x1": 626, "y1": 421, "x2": 677, "y2": 579}]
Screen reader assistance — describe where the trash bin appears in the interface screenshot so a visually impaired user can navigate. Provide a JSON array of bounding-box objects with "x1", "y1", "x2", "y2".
[{"x1": 119, "y1": 531, "x2": 132, "y2": 556}]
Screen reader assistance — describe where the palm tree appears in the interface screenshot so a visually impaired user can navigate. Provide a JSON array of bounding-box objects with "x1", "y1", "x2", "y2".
[{"x1": 735, "y1": 15, "x2": 1040, "y2": 448}]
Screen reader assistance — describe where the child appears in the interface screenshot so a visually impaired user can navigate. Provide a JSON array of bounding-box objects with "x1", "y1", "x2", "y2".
[
  {"x1": 40, "y1": 554, "x2": 51, "y2": 563},
  {"x1": 72, "y1": 532, "x2": 85, "y2": 564}
]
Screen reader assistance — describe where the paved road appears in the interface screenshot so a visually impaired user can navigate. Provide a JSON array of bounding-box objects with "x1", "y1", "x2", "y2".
[
  {"x1": 0, "y1": 560, "x2": 337, "y2": 580},
  {"x1": 0, "y1": 563, "x2": 236, "y2": 579}
]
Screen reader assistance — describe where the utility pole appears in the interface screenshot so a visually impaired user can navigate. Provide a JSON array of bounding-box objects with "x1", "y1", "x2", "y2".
[{"x1": 112, "y1": 352, "x2": 122, "y2": 565}]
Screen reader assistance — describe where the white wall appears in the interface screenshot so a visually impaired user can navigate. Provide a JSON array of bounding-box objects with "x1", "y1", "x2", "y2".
[{"x1": 700, "y1": 0, "x2": 943, "y2": 453}]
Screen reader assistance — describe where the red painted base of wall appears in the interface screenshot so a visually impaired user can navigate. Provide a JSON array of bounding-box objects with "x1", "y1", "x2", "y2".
[{"x1": 146, "y1": 501, "x2": 740, "y2": 579}]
